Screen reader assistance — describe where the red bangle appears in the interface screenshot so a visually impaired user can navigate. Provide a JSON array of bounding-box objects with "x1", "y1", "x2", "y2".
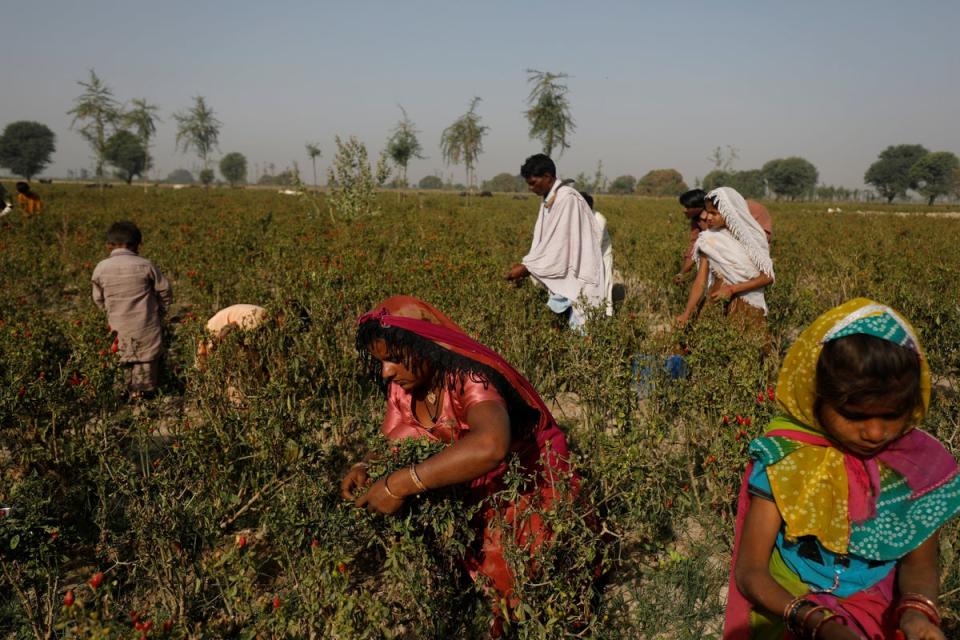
[
  {"x1": 899, "y1": 593, "x2": 940, "y2": 621},
  {"x1": 895, "y1": 601, "x2": 941, "y2": 627}
]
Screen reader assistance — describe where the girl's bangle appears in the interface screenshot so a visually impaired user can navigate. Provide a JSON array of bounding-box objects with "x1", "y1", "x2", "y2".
[
  {"x1": 409, "y1": 464, "x2": 427, "y2": 492},
  {"x1": 811, "y1": 612, "x2": 844, "y2": 639},
  {"x1": 800, "y1": 605, "x2": 832, "y2": 637},
  {"x1": 898, "y1": 593, "x2": 940, "y2": 621},
  {"x1": 782, "y1": 596, "x2": 815, "y2": 636},
  {"x1": 895, "y1": 601, "x2": 941, "y2": 627},
  {"x1": 382, "y1": 474, "x2": 403, "y2": 500}
]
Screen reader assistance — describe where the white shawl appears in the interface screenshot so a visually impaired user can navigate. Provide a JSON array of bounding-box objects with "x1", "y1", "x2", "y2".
[
  {"x1": 594, "y1": 210, "x2": 614, "y2": 316},
  {"x1": 522, "y1": 180, "x2": 607, "y2": 312},
  {"x1": 695, "y1": 187, "x2": 774, "y2": 315},
  {"x1": 705, "y1": 187, "x2": 774, "y2": 277},
  {"x1": 694, "y1": 229, "x2": 769, "y2": 314}
]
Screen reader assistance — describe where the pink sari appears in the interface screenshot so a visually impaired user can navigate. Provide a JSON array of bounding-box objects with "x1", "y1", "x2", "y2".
[{"x1": 358, "y1": 296, "x2": 575, "y2": 604}]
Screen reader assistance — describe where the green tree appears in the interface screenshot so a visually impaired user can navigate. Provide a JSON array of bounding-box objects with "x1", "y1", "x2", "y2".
[
  {"x1": 165, "y1": 168, "x2": 194, "y2": 184},
  {"x1": 574, "y1": 160, "x2": 607, "y2": 193},
  {"x1": 524, "y1": 69, "x2": 575, "y2": 157},
  {"x1": 104, "y1": 130, "x2": 147, "y2": 184},
  {"x1": 219, "y1": 152, "x2": 248, "y2": 186},
  {"x1": 123, "y1": 99, "x2": 161, "y2": 180},
  {"x1": 386, "y1": 107, "x2": 424, "y2": 187},
  {"x1": 305, "y1": 142, "x2": 322, "y2": 188},
  {"x1": 701, "y1": 169, "x2": 732, "y2": 192},
  {"x1": 608, "y1": 175, "x2": 637, "y2": 195},
  {"x1": 258, "y1": 169, "x2": 296, "y2": 186},
  {"x1": 67, "y1": 69, "x2": 120, "y2": 181},
  {"x1": 0, "y1": 121, "x2": 56, "y2": 180},
  {"x1": 908, "y1": 151, "x2": 960, "y2": 205},
  {"x1": 174, "y1": 96, "x2": 222, "y2": 177},
  {"x1": 702, "y1": 169, "x2": 767, "y2": 199},
  {"x1": 440, "y1": 97, "x2": 488, "y2": 190},
  {"x1": 762, "y1": 157, "x2": 818, "y2": 200},
  {"x1": 730, "y1": 169, "x2": 767, "y2": 200},
  {"x1": 635, "y1": 169, "x2": 688, "y2": 197},
  {"x1": 418, "y1": 175, "x2": 443, "y2": 189},
  {"x1": 481, "y1": 173, "x2": 525, "y2": 193},
  {"x1": 864, "y1": 144, "x2": 929, "y2": 203}
]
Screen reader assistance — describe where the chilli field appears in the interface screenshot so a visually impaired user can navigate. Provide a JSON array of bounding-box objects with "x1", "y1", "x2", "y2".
[{"x1": 1, "y1": 185, "x2": 959, "y2": 639}]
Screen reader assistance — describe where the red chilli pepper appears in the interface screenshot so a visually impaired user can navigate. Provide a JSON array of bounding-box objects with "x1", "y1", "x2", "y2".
[{"x1": 88, "y1": 571, "x2": 104, "y2": 590}]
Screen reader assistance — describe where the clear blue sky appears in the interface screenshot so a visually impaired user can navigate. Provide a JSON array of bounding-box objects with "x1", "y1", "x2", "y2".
[{"x1": 3, "y1": 0, "x2": 959, "y2": 189}]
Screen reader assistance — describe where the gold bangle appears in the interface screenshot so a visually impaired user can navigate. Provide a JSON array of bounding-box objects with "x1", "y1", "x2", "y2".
[
  {"x1": 800, "y1": 605, "x2": 832, "y2": 636},
  {"x1": 811, "y1": 613, "x2": 842, "y2": 639},
  {"x1": 409, "y1": 464, "x2": 427, "y2": 492},
  {"x1": 382, "y1": 474, "x2": 403, "y2": 500}
]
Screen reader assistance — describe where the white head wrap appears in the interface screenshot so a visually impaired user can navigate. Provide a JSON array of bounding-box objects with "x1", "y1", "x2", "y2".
[{"x1": 706, "y1": 187, "x2": 774, "y2": 277}]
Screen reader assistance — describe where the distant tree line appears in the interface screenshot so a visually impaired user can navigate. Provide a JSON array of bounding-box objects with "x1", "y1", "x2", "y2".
[{"x1": 1, "y1": 67, "x2": 958, "y2": 205}]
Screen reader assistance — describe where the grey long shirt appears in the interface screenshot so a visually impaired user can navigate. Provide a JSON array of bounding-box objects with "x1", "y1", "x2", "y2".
[{"x1": 92, "y1": 248, "x2": 173, "y2": 363}]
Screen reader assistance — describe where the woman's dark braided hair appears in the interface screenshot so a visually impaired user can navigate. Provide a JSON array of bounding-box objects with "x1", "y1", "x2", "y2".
[{"x1": 356, "y1": 321, "x2": 540, "y2": 434}]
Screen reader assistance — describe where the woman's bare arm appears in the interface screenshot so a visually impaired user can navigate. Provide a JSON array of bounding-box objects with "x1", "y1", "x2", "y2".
[
  {"x1": 676, "y1": 258, "x2": 709, "y2": 325},
  {"x1": 355, "y1": 400, "x2": 511, "y2": 513}
]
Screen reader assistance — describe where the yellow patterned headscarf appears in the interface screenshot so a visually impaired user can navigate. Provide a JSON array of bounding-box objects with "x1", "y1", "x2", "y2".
[
  {"x1": 775, "y1": 297, "x2": 930, "y2": 430},
  {"x1": 766, "y1": 298, "x2": 932, "y2": 553}
]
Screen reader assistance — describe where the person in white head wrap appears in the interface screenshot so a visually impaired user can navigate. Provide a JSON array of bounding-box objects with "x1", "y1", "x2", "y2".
[{"x1": 675, "y1": 186, "x2": 774, "y2": 328}]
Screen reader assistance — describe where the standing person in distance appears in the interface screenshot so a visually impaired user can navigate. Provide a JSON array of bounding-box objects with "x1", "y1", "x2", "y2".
[
  {"x1": 0, "y1": 183, "x2": 12, "y2": 216},
  {"x1": 15, "y1": 182, "x2": 43, "y2": 216},
  {"x1": 505, "y1": 154, "x2": 609, "y2": 332}
]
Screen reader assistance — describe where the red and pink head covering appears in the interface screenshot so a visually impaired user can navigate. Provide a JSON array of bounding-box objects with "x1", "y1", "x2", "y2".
[{"x1": 357, "y1": 296, "x2": 570, "y2": 475}]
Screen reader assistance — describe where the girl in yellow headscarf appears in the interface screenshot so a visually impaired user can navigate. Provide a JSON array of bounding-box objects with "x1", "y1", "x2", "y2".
[{"x1": 724, "y1": 299, "x2": 958, "y2": 640}]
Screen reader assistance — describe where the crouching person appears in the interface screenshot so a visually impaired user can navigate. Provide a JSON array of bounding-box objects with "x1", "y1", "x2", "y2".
[{"x1": 196, "y1": 303, "x2": 309, "y2": 407}]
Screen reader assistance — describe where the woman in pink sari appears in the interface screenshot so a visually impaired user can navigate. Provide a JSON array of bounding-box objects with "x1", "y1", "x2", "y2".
[{"x1": 340, "y1": 296, "x2": 576, "y2": 626}]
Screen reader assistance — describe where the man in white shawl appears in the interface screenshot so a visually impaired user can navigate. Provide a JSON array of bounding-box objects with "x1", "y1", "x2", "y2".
[
  {"x1": 675, "y1": 186, "x2": 774, "y2": 327},
  {"x1": 580, "y1": 190, "x2": 614, "y2": 317},
  {"x1": 506, "y1": 154, "x2": 609, "y2": 331}
]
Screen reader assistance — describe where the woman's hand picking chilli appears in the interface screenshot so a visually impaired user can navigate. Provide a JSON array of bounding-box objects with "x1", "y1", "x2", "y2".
[
  {"x1": 900, "y1": 610, "x2": 946, "y2": 640},
  {"x1": 340, "y1": 464, "x2": 370, "y2": 500},
  {"x1": 709, "y1": 283, "x2": 735, "y2": 302},
  {"x1": 355, "y1": 478, "x2": 405, "y2": 514}
]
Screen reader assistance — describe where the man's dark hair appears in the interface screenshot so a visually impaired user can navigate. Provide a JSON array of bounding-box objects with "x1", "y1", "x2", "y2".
[
  {"x1": 679, "y1": 189, "x2": 706, "y2": 209},
  {"x1": 520, "y1": 154, "x2": 556, "y2": 179},
  {"x1": 579, "y1": 191, "x2": 594, "y2": 209},
  {"x1": 106, "y1": 220, "x2": 143, "y2": 247},
  {"x1": 15, "y1": 181, "x2": 32, "y2": 196}
]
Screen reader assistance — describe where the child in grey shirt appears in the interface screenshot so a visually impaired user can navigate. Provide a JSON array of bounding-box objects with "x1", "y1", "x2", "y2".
[{"x1": 92, "y1": 221, "x2": 173, "y2": 397}]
